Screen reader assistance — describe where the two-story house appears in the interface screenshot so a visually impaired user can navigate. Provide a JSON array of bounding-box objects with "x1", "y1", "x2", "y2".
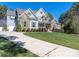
[
  {"x1": 7, "y1": 9, "x2": 16, "y2": 31},
  {"x1": 0, "y1": 8, "x2": 60, "y2": 32},
  {"x1": 0, "y1": 9, "x2": 16, "y2": 31},
  {"x1": 17, "y1": 8, "x2": 52, "y2": 31}
]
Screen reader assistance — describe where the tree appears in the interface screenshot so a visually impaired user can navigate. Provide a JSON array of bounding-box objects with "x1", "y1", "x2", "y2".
[
  {"x1": 59, "y1": 11, "x2": 73, "y2": 33},
  {"x1": 59, "y1": 2, "x2": 79, "y2": 33},
  {"x1": 70, "y1": 16, "x2": 79, "y2": 33},
  {"x1": 0, "y1": 5, "x2": 7, "y2": 14},
  {"x1": 0, "y1": 5, "x2": 8, "y2": 31},
  {"x1": 16, "y1": 21, "x2": 22, "y2": 32}
]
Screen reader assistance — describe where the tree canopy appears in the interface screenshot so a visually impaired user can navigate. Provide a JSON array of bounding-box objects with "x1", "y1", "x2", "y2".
[
  {"x1": 0, "y1": 5, "x2": 7, "y2": 14},
  {"x1": 59, "y1": 2, "x2": 79, "y2": 33}
]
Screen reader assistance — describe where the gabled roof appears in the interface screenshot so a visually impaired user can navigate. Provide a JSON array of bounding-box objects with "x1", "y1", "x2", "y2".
[
  {"x1": 26, "y1": 8, "x2": 38, "y2": 19},
  {"x1": 19, "y1": 8, "x2": 37, "y2": 20},
  {"x1": 16, "y1": 8, "x2": 26, "y2": 16},
  {"x1": 7, "y1": 9, "x2": 16, "y2": 16},
  {"x1": 18, "y1": 8, "x2": 47, "y2": 20},
  {"x1": 35, "y1": 8, "x2": 47, "y2": 15}
]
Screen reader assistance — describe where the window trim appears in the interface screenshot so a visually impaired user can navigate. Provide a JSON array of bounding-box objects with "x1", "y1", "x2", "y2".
[
  {"x1": 24, "y1": 21, "x2": 26, "y2": 27},
  {"x1": 32, "y1": 22, "x2": 36, "y2": 27}
]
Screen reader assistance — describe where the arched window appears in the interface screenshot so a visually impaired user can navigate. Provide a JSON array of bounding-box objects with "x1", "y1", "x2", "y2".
[{"x1": 28, "y1": 12, "x2": 31, "y2": 15}]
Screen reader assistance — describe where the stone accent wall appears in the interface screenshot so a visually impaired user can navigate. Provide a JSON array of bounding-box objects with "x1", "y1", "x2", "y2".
[{"x1": 19, "y1": 13, "x2": 29, "y2": 31}]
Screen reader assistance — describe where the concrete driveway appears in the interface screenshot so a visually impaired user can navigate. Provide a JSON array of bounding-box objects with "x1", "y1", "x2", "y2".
[{"x1": 0, "y1": 31, "x2": 79, "y2": 57}]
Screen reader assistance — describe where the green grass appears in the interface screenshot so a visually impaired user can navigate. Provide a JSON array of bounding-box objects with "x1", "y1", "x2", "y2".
[
  {"x1": 24, "y1": 32, "x2": 79, "y2": 50},
  {"x1": 0, "y1": 37, "x2": 38, "y2": 57}
]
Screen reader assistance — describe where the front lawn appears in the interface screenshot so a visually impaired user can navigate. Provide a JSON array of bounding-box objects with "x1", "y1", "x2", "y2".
[
  {"x1": 0, "y1": 37, "x2": 38, "y2": 57},
  {"x1": 24, "y1": 32, "x2": 79, "y2": 50}
]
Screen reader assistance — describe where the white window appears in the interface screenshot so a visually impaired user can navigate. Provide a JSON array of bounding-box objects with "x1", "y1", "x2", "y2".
[
  {"x1": 10, "y1": 16, "x2": 15, "y2": 20},
  {"x1": 32, "y1": 22, "x2": 36, "y2": 27}
]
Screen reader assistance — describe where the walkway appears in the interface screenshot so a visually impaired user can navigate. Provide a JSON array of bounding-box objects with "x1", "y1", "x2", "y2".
[{"x1": 0, "y1": 31, "x2": 79, "y2": 57}]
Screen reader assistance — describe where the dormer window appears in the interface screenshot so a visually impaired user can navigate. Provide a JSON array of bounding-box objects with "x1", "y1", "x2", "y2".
[
  {"x1": 28, "y1": 12, "x2": 31, "y2": 15},
  {"x1": 40, "y1": 11, "x2": 43, "y2": 14}
]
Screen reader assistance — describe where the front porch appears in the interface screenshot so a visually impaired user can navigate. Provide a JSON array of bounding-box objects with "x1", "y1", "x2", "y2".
[
  {"x1": 25, "y1": 22, "x2": 51, "y2": 32},
  {"x1": 38, "y1": 22, "x2": 51, "y2": 32}
]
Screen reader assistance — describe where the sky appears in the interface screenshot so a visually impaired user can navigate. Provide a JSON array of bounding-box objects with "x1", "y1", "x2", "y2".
[{"x1": 0, "y1": 2, "x2": 73, "y2": 21}]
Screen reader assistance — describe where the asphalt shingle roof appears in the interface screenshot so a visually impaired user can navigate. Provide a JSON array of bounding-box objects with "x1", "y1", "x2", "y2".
[{"x1": 7, "y1": 9, "x2": 16, "y2": 16}]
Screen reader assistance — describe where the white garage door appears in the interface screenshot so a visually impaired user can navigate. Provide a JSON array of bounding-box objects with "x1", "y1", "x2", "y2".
[
  {"x1": 7, "y1": 26, "x2": 15, "y2": 31},
  {"x1": 0, "y1": 27, "x2": 3, "y2": 31}
]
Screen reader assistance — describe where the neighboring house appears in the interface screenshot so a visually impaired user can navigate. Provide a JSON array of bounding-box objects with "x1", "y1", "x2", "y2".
[
  {"x1": 51, "y1": 19, "x2": 61, "y2": 31},
  {"x1": 0, "y1": 9, "x2": 6, "y2": 31},
  {"x1": 0, "y1": 14, "x2": 6, "y2": 31},
  {"x1": 7, "y1": 9, "x2": 16, "y2": 31},
  {"x1": 0, "y1": 8, "x2": 60, "y2": 32},
  {"x1": 0, "y1": 9, "x2": 16, "y2": 31}
]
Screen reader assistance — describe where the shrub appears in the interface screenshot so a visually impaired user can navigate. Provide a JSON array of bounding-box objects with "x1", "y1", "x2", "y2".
[
  {"x1": 54, "y1": 29, "x2": 62, "y2": 32},
  {"x1": 0, "y1": 37, "x2": 28, "y2": 57},
  {"x1": 43, "y1": 28, "x2": 47, "y2": 32},
  {"x1": 26, "y1": 28, "x2": 30, "y2": 32},
  {"x1": 16, "y1": 22, "x2": 22, "y2": 32}
]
